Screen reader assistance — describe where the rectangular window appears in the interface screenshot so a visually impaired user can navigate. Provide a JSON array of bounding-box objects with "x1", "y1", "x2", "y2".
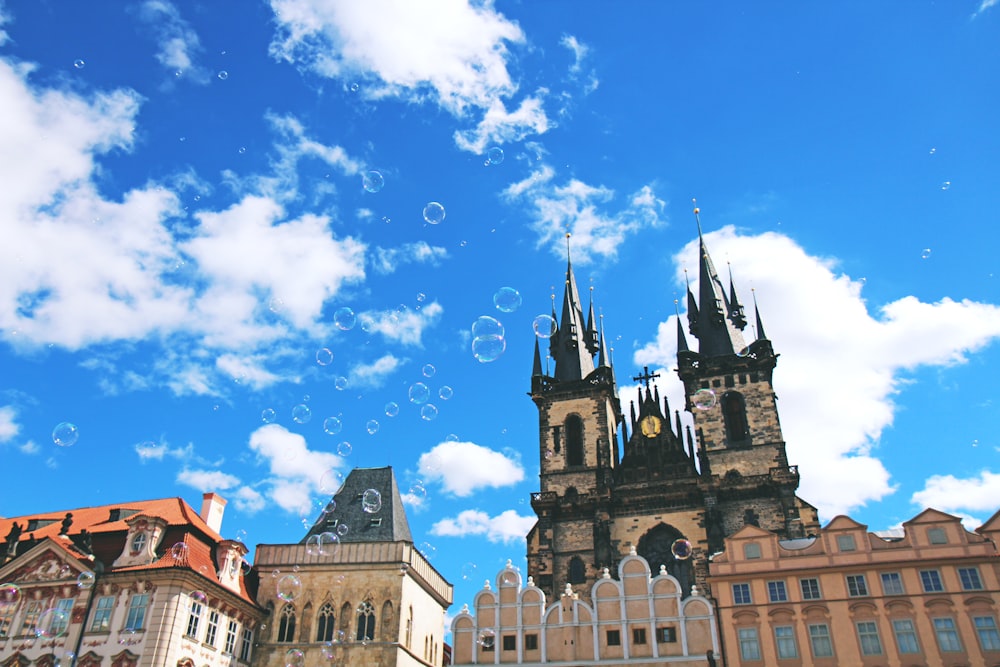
[
  {"x1": 733, "y1": 583, "x2": 752, "y2": 605},
  {"x1": 632, "y1": 627, "x2": 647, "y2": 645},
  {"x1": 799, "y1": 578, "x2": 821, "y2": 600},
  {"x1": 959, "y1": 567, "x2": 984, "y2": 590},
  {"x1": 857, "y1": 621, "x2": 882, "y2": 655},
  {"x1": 0, "y1": 605, "x2": 14, "y2": 638},
  {"x1": 880, "y1": 572, "x2": 904, "y2": 595},
  {"x1": 738, "y1": 627, "x2": 761, "y2": 661},
  {"x1": 767, "y1": 580, "x2": 788, "y2": 602},
  {"x1": 920, "y1": 570, "x2": 944, "y2": 592},
  {"x1": 224, "y1": 620, "x2": 238, "y2": 654},
  {"x1": 775, "y1": 625, "x2": 798, "y2": 659},
  {"x1": 524, "y1": 633, "x2": 538, "y2": 650},
  {"x1": 928, "y1": 527, "x2": 947, "y2": 544},
  {"x1": 974, "y1": 616, "x2": 1000, "y2": 651},
  {"x1": 836, "y1": 534, "x2": 857, "y2": 551},
  {"x1": 205, "y1": 610, "x2": 220, "y2": 647},
  {"x1": 90, "y1": 596, "x2": 115, "y2": 632},
  {"x1": 51, "y1": 598, "x2": 74, "y2": 636},
  {"x1": 606, "y1": 629, "x2": 621, "y2": 646},
  {"x1": 658, "y1": 626, "x2": 677, "y2": 643},
  {"x1": 933, "y1": 617, "x2": 962, "y2": 652},
  {"x1": 185, "y1": 600, "x2": 203, "y2": 638},
  {"x1": 892, "y1": 619, "x2": 920, "y2": 654},
  {"x1": 19, "y1": 601, "x2": 42, "y2": 637},
  {"x1": 743, "y1": 543, "x2": 762, "y2": 559},
  {"x1": 125, "y1": 593, "x2": 149, "y2": 631},
  {"x1": 502, "y1": 635, "x2": 516, "y2": 651},
  {"x1": 846, "y1": 574, "x2": 868, "y2": 597},
  {"x1": 239, "y1": 627, "x2": 253, "y2": 662},
  {"x1": 808, "y1": 623, "x2": 834, "y2": 658}
]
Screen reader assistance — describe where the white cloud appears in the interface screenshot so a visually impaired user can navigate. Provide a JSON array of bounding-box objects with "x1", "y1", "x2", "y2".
[
  {"x1": 911, "y1": 471, "x2": 1000, "y2": 515},
  {"x1": 360, "y1": 301, "x2": 443, "y2": 346},
  {"x1": 177, "y1": 467, "x2": 241, "y2": 491},
  {"x1": 973, "y1": 0, "x2": 999, "y2": 17},
  {"x1": 0, "y1": 405, "x2": 19, "y2": 442},
  {"x1": 216, "y1": 353, "x2": 282, "y2": 389},
  {"x1": 503, "y1": 168, "x2": 666, "y2": 263},
  {"x1": 231, "y1": 486, "x2": 267, "y2": 514},
  {"x1": 560, "y1": 35, "x2": 588, "y2": 74},
  {"x1": 0, "y1": 4, "x2": 10, "y2": 46},
  {"x1": 453, "y1": 95, "x2": 550, "y2": 155},
  {"x1": 135, "y1": 439, "x2": 193, "y2": 462},
  {"x1": 431, "y1": 509, "x2": 535, "y2": 544},
  {"x1": 135, "y1": 0, "x2": 210, "y2": 83},
  {"x1": 371, "y1": 242, "x2": 449, "y2": 275},
  {"x1": 418, "y1": 441, "x2": 524, "y2": 497},
  {"x1": 348, "y1": 354, "x2": 404, "y2": 389},
  {"x1": 248, "y1": 424, "x2": 344, "y2": 514},
  {"x1": 633, "y1": 227, "x2": 1000, "y2": 519},
  {"x1": 19, "y1": 441, "x2": 39, "y2": 455}
]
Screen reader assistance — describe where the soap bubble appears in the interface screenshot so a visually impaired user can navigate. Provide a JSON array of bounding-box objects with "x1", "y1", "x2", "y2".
[
  {"x1": 671, "y1": 538, "x2": 693, "y2": 560},
  {"x1": 532, "y1": 314, "x2": 557, "y2": 338},
  {"x1": 292, "y1": 404, "x2": 312, "y2": 424},
  {"x1": 170, "y1": 542, "x2": 189, "y2": 561},
  {"x1": 334, "y1": 376, "x2": 349, "y2": 390},
  {"x1": 318, "y1": 531, "x2": 339, "y2": 555},
  {"x1": 419, "y1": 542, "x2": 436, "y2": 559},
  {"x1": 334, "y1": 307, "x2": 357, "y2": 331},
  {"x1": 276, "y1": 574, "x2": 302, "y2": 602},
  {"x1": 316, "y1": 348, "x2": 334, "y2": 366},
  {"x1": 384, "y1": 401, "x2": 399, "y2": 417},
  {"x1": 941, "y1": 181, "x2": 951, "y2": 190},
  {"x1": 324, "y1": 416, "x2": 343, "y2": 435},
  {"x1": 493, "y1": 287, "x2": 522, "y2": 313},
  {"x1": 261, "y1": 408, "x2": 277, "y2": 424},
  {"x1": 0, "y1": 583, "x2": 21, "y2": 611},
  {"x1": 362, "y1": 489, "x2": 382, "y2": 513},
  {"x1": 336, "y1": 524, "x2": 349, "y2": 537},
  {"x1": 472, "y1": 336, "x2": 506, "y2": 363},
  {"x1": 320, "y1": 469, "x2": 344, "y2": 493},
  {"x1": 478, "y1": 628, "x2": 496, "y2": 648},
  {"x1": 438, "y1": 386, "x2": 453, "y2": 400},
  {"x1": 362, "y1": 170, "x2": 384, "y2": 193},
  {"x1": 461, "y1": 562, "x2": 477, "y2": 580},
  {"x1": 692, "y1": 389, "x2": 717, "y2": 410},
  {"x1": 420, "y1": 404, "x2": 438, "y2": 421},
  {"x1": 73, "y1": 59, "x2": 86, "y2": 69},
  {"x1": 423, "y1": 202, "x2": 446, "y2": 225},
  {"x1": 409, "y1": 481, "x2": 426, "y2": 498},
  {"x1": 366, "y1": 420, "x2": 380, "y2": 435},
  {"x1": 217, "y1": 70, "x2": 229, "y2": 80},
  {"x1": 472, "y1": 316, "x2": 504, "y2": 339},
  {"x1": 921, "y1": 248, "x2": 932, "y2": 259},
  {"x1": 408, "y1": 382, "x2": 430, "y2": 404},
  {"x1": 486, "y1": 146, "x2": 504, "y2": 165},
  {"x1": 337, "y1": 441, "x2": 352, "y2": 456},
  {"x1": 284, "y1": 648, "x2": 305, "y2": 667},
  {"x1": 52, "y1": 422, "x2": 79, "y2": 447},
  {"x1": 422, "y1": 364, "x2": 436, "y2": 378},
  {"x1": 305, "y1": 534, "x2": 322, "y2": 556},
  {"x1": 76, "y1": 572, "x2": 95, "y2": 589}
]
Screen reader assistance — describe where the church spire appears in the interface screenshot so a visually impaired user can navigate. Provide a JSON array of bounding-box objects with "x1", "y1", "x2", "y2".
[
  {"x1": 752, "y1": 289, "x2": 768, "y2": 341},
  {"x1": 549, "y1": 234, "x2": 597, "y2": 382},
  {"x1": 675, "y1": 300, "x2": 690, "y2": 353},
  {"x1": 727, "y1": 263, "x2": 747, "y2": 330},
  {"x1": 692, "y1": 203, "x2": 746, "y2": 358}
]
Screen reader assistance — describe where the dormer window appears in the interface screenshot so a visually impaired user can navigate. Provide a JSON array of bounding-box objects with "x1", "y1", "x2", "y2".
[
  {"x1": 228, "y1": 557, "x2": 239, "y2": 578},
  {"x1": 130, "y1": 532, "x2": 147, "y2": 555}
]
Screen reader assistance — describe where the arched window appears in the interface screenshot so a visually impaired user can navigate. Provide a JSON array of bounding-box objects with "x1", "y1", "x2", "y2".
[
  {"x1": 405, "y1": 606, "x2": 413, "y2": 647},
  {"x1": 277, "y1": 604, "x2": 296, "y2": 643},
  {"x1": 566, "y1": 415, "x2": 584, "y2": 466},
  {"x1": 568, "y1": 556, "x2": 586, "y2": 584},
  {"x1": 339, "y1": 602, "x2": 352, "y2": 636},
  {"x1": 380, "y1": 601, "x2": 394, "y2": 642},
  {"x1": 721, "y1": 392, "x2": 749, "y2": 444},
  {"x1": 315, "y1": 603, "x2": 335, "y2": 642},
  {"x1": 356, "y1": 602, "x2": 375, "y2": 642}
]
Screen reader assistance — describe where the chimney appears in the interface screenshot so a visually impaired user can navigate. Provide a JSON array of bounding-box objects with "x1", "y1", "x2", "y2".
[{"x1": 200, "y1": 493, "x2": 227, "y2": 534}]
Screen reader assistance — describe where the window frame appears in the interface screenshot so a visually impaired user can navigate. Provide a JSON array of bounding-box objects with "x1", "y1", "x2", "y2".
[
  {"x1": 19, "y1": 600, "x2": 43, "y2": 637},
  {"x1": 774, "y1": 625, "x2": 798, "y2": 659},
  {"x1": 767, "y1": 580, "x2": 788, "y2": 603},
  {"x1": 355, "y1": 601, "x2": 375, "y2": 642},
  {"x1": 927, "y1": 527, "x2": 947, "y2": 544},
  {"x1": 524, "y1": 633, "x2": 538, "y2": 650},
  {"x1": 125, "y1": 593, "x2": 149, "y2": 631},
  {"x1": 891, "y1": 618, "x2": 920, "y2": 654},
  {"x1": 959, "y1": 566, "x2": 984, "y2": 591},
  {"x1": 658, "y1": 626, "x2": 677, "y2": 643},
  {"x1": 239, "y1": 626, "x2": 253, "y2": 662},
  {"x1": 808, "y1": 623, "x2": 834, "y2": 658},
  {"x1": 502, "y1": 634, "x2": 516, "y2": 651},
  {"x1": 856, "y1": 620, "x2": 883, "y2": 656},
  {"x1": 606, "y1": 629, "x2": 621, "y2": 646},
  {"x1": 880, "y1": 571, "x2": 904, "y2": 595},
  {"x1": 732, "y1": 582, "x2": 752, "y2": 605},
  {"x1": 846, "y1": 574, "x2": 869, "y2": 597},
  {"x1": 89, "y1": 596, "x2": 115, "y2": 633},
  {"x1": 743, "y1": 542, "x2": 762, "y2": 559},
  {"x1": 919, "y1": 569, "x2": 944, "y2": 593},
  {"x1": 836, "y1": 534, "x2": 857, "y2": 552},
  {"x1": 224, "y1": 619, "x2": 238, "y2": 655},
  {"x1": 933, "y1": 617, "x2": 962, "y2": 652},
  {"x1": 799, "y1": 578, "x2": 821, "y2": 600},
  {"x1": 632, "y1": 627, "x2": 647, "y2": 645},
  {"x1": 185, "y1": 600, "x2": 203, "y2": 639},
  {"x1": 974, "y1": 616, "x2": 1000, "y2": 651},
  {"x1": 205, "y1": 609, "x2": 220, "y2": 647},
  {"x1": 738, "y1": 627, "x2": 761, "y2": 661},
  {"x1": 277, "y1": 603, "x2": 296, "y2": 643}
]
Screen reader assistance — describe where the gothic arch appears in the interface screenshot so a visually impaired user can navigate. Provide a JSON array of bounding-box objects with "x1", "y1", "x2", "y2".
[
  {"x1": 568, "y1": 556, "x2": 586, "y2": 584},
  {"x1": 566, "y1": 414, "x2": 584, "y2": 466},
  {"x1": 356, "y1": 601, "x2": 375, "y2": 641},
  {"x1": 720, "y1": 391, "x2": 750, "y2": 445},
  {"x1": 637, "y1": 523, "x2": 694, "y2": 597},
  {"x1": 277, "y1": 603, "x2": 296, "y2": 643},
  {"x1": 316, "y1": 602, "x2": 336, "y2": 642},
  {"x1": 381, "y1": 600, "x2": 395, "y2": 642}
]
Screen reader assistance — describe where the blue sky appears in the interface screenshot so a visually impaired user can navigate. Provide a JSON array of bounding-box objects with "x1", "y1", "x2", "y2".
[{"x1": 2, "y1": 0, "x2": 999, "y2": 615}]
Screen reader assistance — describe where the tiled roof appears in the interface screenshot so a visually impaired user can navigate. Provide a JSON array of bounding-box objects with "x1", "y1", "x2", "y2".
[{"x1": 302, "y1": 466, "x2": 413, "y2": 544}]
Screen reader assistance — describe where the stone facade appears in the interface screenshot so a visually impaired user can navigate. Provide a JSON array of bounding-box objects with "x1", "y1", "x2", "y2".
[
  {"x1": 451, "y1": 552, "x2": 719, "y2": 666},
  {"x1": 709, "y1": 508, "x2": 1000, "y2": 666}
]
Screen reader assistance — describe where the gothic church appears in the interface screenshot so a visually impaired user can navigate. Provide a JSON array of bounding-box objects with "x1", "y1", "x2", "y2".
[{"x1": 526, "y1": 214, "x2": 820, "y2": 600}]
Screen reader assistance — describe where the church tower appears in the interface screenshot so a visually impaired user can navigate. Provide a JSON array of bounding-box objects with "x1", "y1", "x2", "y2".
[
  {"x1": 526, "y1": 215, "x2": 819, "y2": 602},
  {"x1": 526, "y1": 237, "x2": 622, "y2": 598}
]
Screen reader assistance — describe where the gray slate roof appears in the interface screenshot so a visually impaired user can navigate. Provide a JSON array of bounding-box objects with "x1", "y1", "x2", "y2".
[{"x1": 300, "y1": 466, "x2": 412, "y2": 544}]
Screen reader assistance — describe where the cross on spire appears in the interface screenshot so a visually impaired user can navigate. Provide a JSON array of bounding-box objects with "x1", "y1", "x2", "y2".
[{"x1": 632, "y1": 365, "x2": 660, "y2": 389}]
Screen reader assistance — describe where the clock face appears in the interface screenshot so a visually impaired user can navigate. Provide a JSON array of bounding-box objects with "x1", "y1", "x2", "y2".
[{"x1": 640, "y1": 415, "x2": 661, "y2": 438}]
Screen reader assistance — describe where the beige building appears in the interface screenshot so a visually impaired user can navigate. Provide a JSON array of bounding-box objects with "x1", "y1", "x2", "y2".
[
  {"x1": 251, "y1": 466, "x2": 453, "y2": 667},
  {"x1": 710, "y1": 508, "x2": 1000, "y2": 666},
  {"x1": 0, "y1": 494, "x2": 265, "y2": 667},
  {"x1": 451, "y1": 550, "x2": 718, "y2": 666}
]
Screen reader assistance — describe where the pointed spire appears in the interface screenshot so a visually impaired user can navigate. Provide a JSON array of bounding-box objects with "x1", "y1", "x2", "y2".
[
  {"x1": 675, "y1": 300, "x2": 690, "y2": 353},
  {"x1": 585, "y1": 286, "x2": 600, "y2": 355},
  {"x1": 727, "y1": 263, "x2": 747, "y2": 330},
  {"x1": 532, "y1": 338, "x2": 543, "y2": 377},
  {"x1": 685, "y1": 270, "x2": 699, "y2": 337},
  {"x1": 692, "y1": 202, "x2": 746, "y2": 357},
  {"x1": 597, "y1": 313, "x2": 610, "y2": 369},
  {"x1": 752, "y1": 289, "x2": 768, "y2": 341},
  {"x1": 551, "y1": 234, "x2": 597, "y2": 382}
]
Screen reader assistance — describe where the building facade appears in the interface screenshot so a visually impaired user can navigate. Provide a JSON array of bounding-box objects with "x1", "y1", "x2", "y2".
[
  {"x1": 527, "y1": 219, "x2": 819, "y2": 602},
  {"x1": 451, "y1": 551, "x2": 718, "y2": 666},
  {"x1": 710, "y1": 508, "x2": 1000, "y2": 666},
  {"x1": 251, "y1": 466, "x2": 453, "y2": 667},
  {"x1": 0, "y1": 494, "x2": 265, "y2": 667}
]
